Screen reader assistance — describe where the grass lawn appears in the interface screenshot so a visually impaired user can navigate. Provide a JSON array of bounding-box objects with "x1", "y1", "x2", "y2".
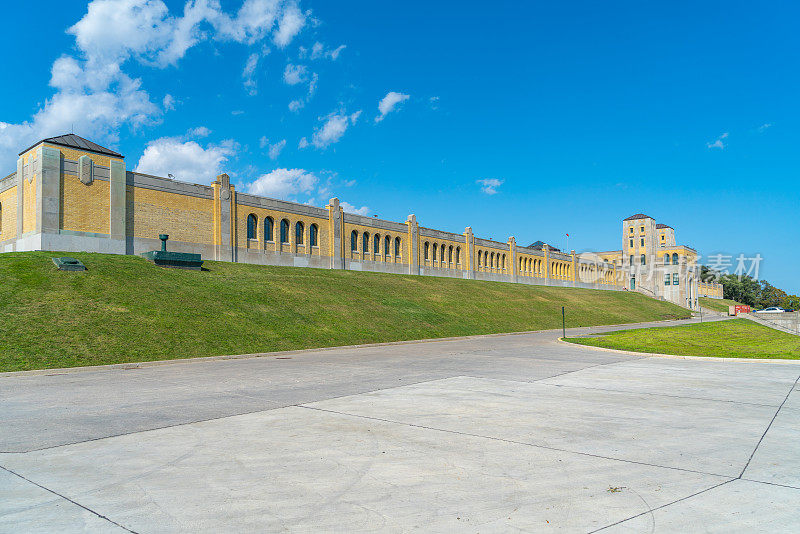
[
  {"x1": 565, "y1": 318, "x2": 800, "y2": 359},
  {"x1": 0, "y1": 251, "x2": 691, "y2": 372},
  {"x1": 699, "y1": 297, "x2": 744, "y2": 313}
]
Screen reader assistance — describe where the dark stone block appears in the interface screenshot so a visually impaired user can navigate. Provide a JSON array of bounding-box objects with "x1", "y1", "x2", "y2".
[
  {"x1": 141, "y1": 233, "x2": 204, "y2": 270},
  {"x1": 141, "y1": 250, "x2": 204, "y2": 270},
  {"x1": 52, "y1": 257, "x2": 86, "y2": 271}
]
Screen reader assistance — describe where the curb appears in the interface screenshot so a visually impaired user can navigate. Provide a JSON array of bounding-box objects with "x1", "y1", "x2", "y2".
[
  {"x1": 557, "y1": 337, "x2": 800, "y2": 364},
  {"x1": 1, "y1": 317, "x2": 701, "y2": 378}
]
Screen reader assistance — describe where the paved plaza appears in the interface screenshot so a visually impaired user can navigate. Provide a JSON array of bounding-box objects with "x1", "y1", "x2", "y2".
[{"x1": 1, "y1": 318, "x2": 798, "y2": 533}]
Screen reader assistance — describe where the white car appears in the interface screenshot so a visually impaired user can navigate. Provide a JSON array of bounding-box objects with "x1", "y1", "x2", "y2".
[{"x1": 754, "y1": 307, "x2": 785, "y2": 313}]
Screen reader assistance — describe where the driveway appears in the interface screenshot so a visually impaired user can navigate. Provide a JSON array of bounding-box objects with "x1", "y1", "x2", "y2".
[{"x1": 1, "y1": 317, "x2": 798, "y2": 533}]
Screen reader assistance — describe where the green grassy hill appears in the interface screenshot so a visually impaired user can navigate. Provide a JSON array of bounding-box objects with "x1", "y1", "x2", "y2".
[
  {"x1": 566, "y1": 319, "x2": 800, "y2": 359},
  {"x1": 0, "y1": 252, "x2": 690, "y2": 372},
  {"x1": 699, "y1": 297, "x2": 744, "y2": 313}
]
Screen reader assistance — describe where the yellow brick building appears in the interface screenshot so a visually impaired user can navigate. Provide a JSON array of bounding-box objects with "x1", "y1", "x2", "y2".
[
  {"x1": 0, "y1": 134, "x2": 721, "y2": 308},
  {"x1": 597, "y1": 213, "x2": 723, "y2": 309}
]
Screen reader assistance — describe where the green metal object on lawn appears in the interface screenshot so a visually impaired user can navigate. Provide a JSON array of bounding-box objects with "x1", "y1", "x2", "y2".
[
  {"x1": 141, "y1": 234, "x2": 204, "y2": 270},
  {"x1": 52, "y1": 257, "x2": 87, "y2": 271}
]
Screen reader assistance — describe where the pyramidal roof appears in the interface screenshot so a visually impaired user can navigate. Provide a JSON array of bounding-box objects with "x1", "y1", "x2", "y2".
[
  {"x1": 20, "y1": 134, "x2": 123, "y2": 158},
  {"x1": 623, "y1": 213, "x2": 652, "y2": 221}
]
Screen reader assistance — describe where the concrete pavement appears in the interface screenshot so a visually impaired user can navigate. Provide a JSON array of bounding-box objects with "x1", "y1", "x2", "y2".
[{"x1": 1, "y1": 316, "x2": 798, "y2": 532}]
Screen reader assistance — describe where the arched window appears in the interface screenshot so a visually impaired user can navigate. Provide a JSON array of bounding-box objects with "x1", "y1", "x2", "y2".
[
  {"x1": 455, "y1": 247, "x2": 460, "y2": 264},
  {"x1": 490, "y1": 252, "x2": 495, "y2": 268},
  {"x1": 384, "y1": 235, "x2": 390, "y2": 255},
  {"x1": 351, "y1": 230, "x2": 358, "y2": 251},
  {"x1": 664, "y1": 254, "x2": 670, "y2": 265},
  {"x1": 484, "y1": 251, "x2": 489, "y2": 267},
  {"x1": 502, "y1": 254, "x2": 506, "y2": 269},
  {"x1": 448, "y1": 246, "x2": 453, "y2": 264},
  {"x1": 362, "y1": 231, "x2": 369, "y2": 253},
  {"x1": 280, "y1": 219, "x2": 290, "y2": 243},
  {"x1": 424, "y1": 242, "x2": 429, "y2": 260},
  {"x1": 672, "y1": 253, "x2": 679, "y2": 264},
  {"x1": 264, "y1": 217, "x2": 274, "y2": 242},
  {"x1": 247, "y1": 214, "x2": 257, "y2": 240},
  {"x1": 441, "y1": 244, "x2": 446, "y2": 263},
  {"x1": 373, "y1": 234, "x2": 380, "y2": 254},
  {"x1": 295, "y1": 221, "x2": 305, "y2": 245},
  {"x1": 395, "y1": 237, "x2": 401, "y2": 256},
  {"x1": 432, "y1": 244, "x2": 437, "y2": 261},
  {"x1": 477, "y1": 251, "x2": 482, "y2": 267},
  {"x1": 640, "y1": 254, "x2": 646, "y2": 266},
  {"x1": 309, "y1": 224, "x2": 318, "y2": 247}
]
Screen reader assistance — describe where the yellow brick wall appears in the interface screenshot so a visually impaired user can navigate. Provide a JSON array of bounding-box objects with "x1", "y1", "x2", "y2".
[
  {"x1": 419, "y1": 235, "x2": 466, "y2": 269},
  {"x1": 61, "y1": 173, "x2": 110, "y2": 234},
  {"x1": 20, "y1": 150, "x2": 37, "y2": 234},
  {"x1": 212, "y1": 184, "x2": 221, "y2": 247},
  {"x1": 473, "y1": 244, "x2": 509, "y2": 273},
  {"x1": 344, "y1": 221, "x2": 408, "y2": 264},
  {"x1": 239, "y1": 207, "x2": 330, "y2": 256},
  {"x1": 518, "y1": 254, "x2": 545, "y2": 276},
  {"x1": 48, "y1": 144, "x2": 121, "y2": 169},
  {"x1": 129, "y1": 186, "x2": 214, "y2": 244},
  {"x1": 0, "y1": 186, "x2": 17, "y2": 240},
  {"x1": 43, "y1": 144, "x2": 124, "y2": 236}
]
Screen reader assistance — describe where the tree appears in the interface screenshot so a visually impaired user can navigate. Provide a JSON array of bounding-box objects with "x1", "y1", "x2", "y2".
[
  {"x1": 703, "y1": 265, "x2": 798, "y2": 309},
  {"x1": 757, "y1": 281, "x2": 788, "y2": 309}
]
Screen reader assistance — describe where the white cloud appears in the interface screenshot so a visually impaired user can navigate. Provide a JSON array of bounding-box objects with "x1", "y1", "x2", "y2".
[
  {"x1": 283, "y1": 63, "x2": 307, "y2": 85},
  {"x1": 273, "y1": 2, "x2": 306, "y2": 47},
  {"x1": 376, "y1": 91, "x2": 410, "y2": 122},
  {"x1": 287, "y1": 71, "x2": 317, "y2": 111},
  {"x1": 162, "y1": 93, "x2": 175, "y2": 110},
  {"x1": 707, "y1": 132, "x2": 728, "y2": 150},
  {"x1": 247, "y1": 168, "x2": 318, "y2": 198},
  {"x1": 307, "y1": 72, "x2": 318, "y2": 97},
  {"x1": 0, "y1": 67, "x2": 158, "y2": 170},
  {"x1": 215, "y1": 0, "x2": 282, "y2": 44},
  {"x1": 135, "y1": 136, "x2": 235, "y2": 182},
  {"x1": 340, "y1": 201, "x2": 369, "y2": 216},
  {"x1": 310, "y1": 41, "x2": 345, "y2": 60},
  {"x1": 304, "y1": 110, "x2": 361, "y2": 149},
  {"x1": 187, "y1": 126, "x2": 211, "y2": 137},
  {"x1": 0, "y1": 0, "x2": 310, "y2": 170},
  {"x1": 757, "y1": 123, "x2": 771, "y2": 133},
  {"x1": 242, "y1": 52, "x2": 260, "y2": 95},
  {"x1": 259, "y1": 135, "x2": 268, "y2": 148},
  {"x1": 477, "y1": 178, "x2": 503, "y2": 195},
  {"x1": 268, "y1": 139, "x2": 286, "y2": 159}
]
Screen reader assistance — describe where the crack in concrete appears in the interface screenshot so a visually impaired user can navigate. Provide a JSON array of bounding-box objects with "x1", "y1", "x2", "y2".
[
  {"x1": 587, "y1": 479, "x2": 736, "y2": 533},
  {"x1": 297, "y1": 405, "x2": 735, "y2": 480},
  {"x1": 588, "y1": 372, "x2": 800, "y2": 532},
  {"x1": 0, "y1": 465, "x2": 138, "y2": 533},
  {"x1": 739, "y1": 373, "x2": 800, "y2": 479}
]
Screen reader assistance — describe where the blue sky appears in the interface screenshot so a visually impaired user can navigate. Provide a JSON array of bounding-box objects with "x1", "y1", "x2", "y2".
[{"x1": 1, "y1": 1, "x2": 798, "y2": 293}]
